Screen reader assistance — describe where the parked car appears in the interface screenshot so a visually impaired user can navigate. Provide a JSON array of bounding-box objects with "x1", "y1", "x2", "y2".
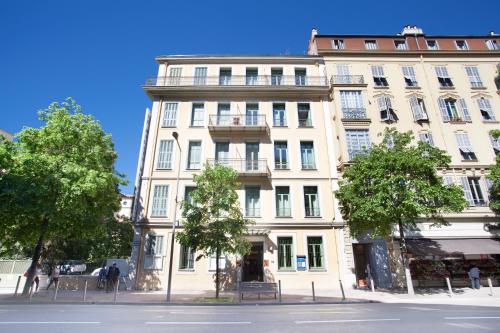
[{"x1": 59, "y1": 260, "x2": 87, "y2": 275}]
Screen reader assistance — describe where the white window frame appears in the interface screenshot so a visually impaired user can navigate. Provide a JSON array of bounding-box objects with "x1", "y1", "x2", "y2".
[
  {"x1": 187, "y1": 140, "x2": 202, "y2": 170},
  {"x1": 426, "y1": 40, "x2": 439, "y2": 50},
  {"x1": 274, "y1": 140, "x2": 289, "y2": 170},
  {"x1": 143, "y1": 233, "x2": 165, "y2": 270},
  {"x1": 402, "y1": 66, "x2": 418, "y2": 87},
  {"x1": 332, "y1": 39, "x2": 345, "y2": 49},
  {"x1": 297, "y1": 103, "x2": 312, "y2": 127},
  {"x1": 245, "y1": 185, "x2": 261, "y2": 217},
  {"x1": 303, "y1": 185, "x2": 321, "y2": 217},
  {"x1": 477, "y1": 97, "x2": 496, "y2": 121},
  {"x1": 305, "y1": 234, "x2": 326, "y2": 270},
  {"x1": 364, "y1": 40, "x2": 378, "y2": 50},
  {"x1": 486, "y1": 39, "x2": 499, "y2": 50},
  {"x1": 179, "y1": 245, "x2": 195, "y2": 271},
  {"x1": 409, "y1": 95, "x2": 428, "y2": 121},
  {"x1": 465, "y1": 66, "x2": 483, "y2": 88},
  {"x1": 208, "y1": 253, "x2": 227, "y2": 272},
  {"x1": 156, "y1": 139, "x2": 174, "y2": 169},
  {"x1": 190, "y1": 102, "x2": 205, "y2": 127},
  {"x1": 167, "y1": 67, "x2": 182, "y2": 86},
  {"x1": 394, "y1": 40, "x2": 407, "y2": 50},
  {"x1": 345, "y1": 129, "x2": 371, "y2": 160},
  {"x1": 219, "y1": 68, "x2": 232, "y2": 85},
  {"x1": 194, "y1": 67, "x2": 207, "y2": 85},
  {"x1": 151, "y1": 184, "x2": 169, "y2": 217},
  {"x1": 455, "y1": 132, "x2": 477, "y2": 161},
  {"x1": 272, "y1": 102, "x2": 287, "y2": 127},
  {"x1": 455, "y1": 40, "x2": 469, "y2": 50},
  {"x1": 371, "y1": 65, "x2": 388, "y2": 87},
  {"x1": 162, "y1": 102, "x2": 178, "y2": 127},
  {"x1": 275, "y1": 185, "x2": 292, "y2": 217},
  {"x1": 435, "y1": 66, "x2": 453, "y2": 88},
  {"x1": 377, "y1": 95, "x2": 397, "y2": 122},
  {"x1": 300, "y1": 141, "x2": 316, "y2": 169},
  {"x1": 489, "y1": 132, "x2": 500, "y2": 154}
]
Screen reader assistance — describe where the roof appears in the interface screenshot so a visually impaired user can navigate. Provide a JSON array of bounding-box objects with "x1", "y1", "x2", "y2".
[{"x1": 154, "y1": 54, "x2": 325, "y2": 64}]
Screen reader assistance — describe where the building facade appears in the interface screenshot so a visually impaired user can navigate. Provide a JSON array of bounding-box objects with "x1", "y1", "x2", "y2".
[
  {"x1": 308, "y1": 26, "x2": 500, "y2": 289},
  {"x1": 0, "y1": 129, "x2": 13, "y2": 141},
  {"x1": 130, "y1": 56, "x2": 347, "y2": 291}
]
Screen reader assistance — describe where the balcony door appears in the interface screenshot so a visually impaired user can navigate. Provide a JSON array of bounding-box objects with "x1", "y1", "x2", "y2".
[
  {"x1": 215, "y1": 142, "x2": 229, "y2": 165},
  {"x1": 217, "y1": 103, "x2": 231, "y2": 125},
  {"x1": 246, "y1": 103, "x2": 259, "y2": 126},
  {"x1": 246, "y1": 142, "x2": 259, "y2": 171}
]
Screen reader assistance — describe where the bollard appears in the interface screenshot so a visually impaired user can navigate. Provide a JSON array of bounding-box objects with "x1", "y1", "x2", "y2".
[
  {"x1": 488, "y1": 278, "x2": 494, "y2": 296},
  {"x1": 370, "y1": 277, "x2": 375, "y2": 293},
  {"x1": 53, "y1": 280, "x2": 59, "y2": 302},
  {"x1": 113, "y1": 280, "x2": 120, "y2": 304},
  {"x1": 278, "y1": 280, "x2": 282, "y2": 303},
  {"x1": 312, "y1": 281, "x2": 316, "y2": 302},
  {"x1": 445, "y1": 277, "x2": 453, "y2": 297},
  {"x1": 339, "y1": 279, "x2": 346, "y2": 300},
  {"x1": 83, "y1": 280, "x2": 88, "y2": 301},
  {"x1": 14, "y1": 276, "x2": 21, "y2": 297}
]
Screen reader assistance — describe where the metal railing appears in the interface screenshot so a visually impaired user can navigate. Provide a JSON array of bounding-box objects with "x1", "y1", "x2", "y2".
[
  {"x1": 331, "y1": 75, "x2": 365, "y2": 85},
  {"x1": 208, "y1": 114, "x2": 267, "y2": 128},
  {"x1": 206, "y1": 159, "x2": 269, "y2": 175},
  {"x1": 342, "y1": 108, "x2": 368, "y2": 119},
  {"x1": 145, "y1": 75, "x2": 328, "y2": 87}
]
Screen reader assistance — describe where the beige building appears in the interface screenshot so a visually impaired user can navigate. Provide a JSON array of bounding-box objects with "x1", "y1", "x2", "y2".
[
  {"x1": 0, "y1": 129, "x2": 13, "y2": 141},
  {"x1": 130, "y1": 56, "x2": 347, "y2": 292},
  {"x1": 308, "y1": 26, "x2": 500, "y2": 289}
]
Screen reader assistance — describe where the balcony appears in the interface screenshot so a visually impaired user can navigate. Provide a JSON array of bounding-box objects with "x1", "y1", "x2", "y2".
[
  {"x1": 206, "y1": 159, "x2": 270, "y2": 177},
  {"x1": 341, "y1": 108, "x2": 370, "y2": 126},
  {"x1": 331, "y1": 75, "x2": 365, "y2": 86},
  {"x1": 208, "y1": 114, "x2": 268, "y2": 133}
]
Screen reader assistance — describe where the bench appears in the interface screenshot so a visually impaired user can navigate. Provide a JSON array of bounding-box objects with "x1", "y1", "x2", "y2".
[{"x1": 239, "y1": 282, "x2": 278, "y2": 300}]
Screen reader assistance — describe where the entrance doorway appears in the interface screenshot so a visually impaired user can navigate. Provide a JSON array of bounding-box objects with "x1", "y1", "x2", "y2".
[
  {"x1": 353, "y1": 243, "x2": 371, "y2": 288},
  {"x1": 242, "y1": 242, "x2": 264, "y2": 282}
]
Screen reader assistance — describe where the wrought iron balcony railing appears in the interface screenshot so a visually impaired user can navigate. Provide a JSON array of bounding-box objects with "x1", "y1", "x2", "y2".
[
  {"x1": 206, "y1": 158, "x2": 269, "y2": 176},
  {"x1": 145, "y1": 75, "x2": 328, "y2": 87},
  {"x1": 208, "y1": 114, "x2": 268, "y2": 129},
  {"x1": 342, "y1": 108, "x2": 368, "y2": 119},
  {"x1": 331, "y1": 75, "x2": 365, "y2": 85}
]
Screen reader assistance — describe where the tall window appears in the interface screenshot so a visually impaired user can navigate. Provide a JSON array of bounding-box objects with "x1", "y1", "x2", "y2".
[
  {"x1": 435, "y1": 66, "x2": 453, "y2": 88},
  {"x1": 191, "y1": 103, "x2": 204, "y2": 126},
  {"x1": 438, "y1": 97, "x2": 471, "y2": 122},
  {"x1": 409, "y1": 96, "x2": 428, "y2": 121},
  {"x1": 394, "y1": 40, "x2": 407, "y2": 50},
  {"x1": 460, "y1": 177, "x2": 486, "y2": 206},
  {"x1": 486, "y1": 40, "x2": 499, "y2": 50},
  {"x1": 179, "y1": 245, "x2": 194, "y2": 270},
  {"x1": 402, "y1": 66, "x2": 418, "y2": 87},
  {"x1": 157, "y1": 140, "x2": 174, "y2": 169},
  {"x1": 162, "y1": 103, "x2": 178, "y2": 127},
  {"x1": 151, "y1": 185, "x2": 169, "y2": 217},
  {"x1": 340, "y1": 91, "x2": 365, "y2": 118},
  {"x1": 245, "y1": 103, "x2": 259, "y2": 126},
  {"x1": 144, "y1": 234, "x2": 164, "y2": 269},
  {"x1": 300, "y1": 141, "x2": 316, "y2": 169},
  {"x1": 275, "y1": 186, "x2": 291, "y2": 217},
  {"x1": 419, "y1": 132, "x2": 435, "y2": 147},
  {"x1": 274, "y1": 141, "x2": 288, "y2": 169},
  {"x1": 346, "y1": 129, "x2": 371, "y2": 160},
  {"x1": 216, "y1": 103, "x2": 231, "y2": 125},
  {"x1": 455, "y1": 132, "x2": 477, "y2": 160},
  {"x1": 297, "y1": 103, "x2": 312, "y2": 127},
  {"x1": 245, "y1": 186, "x2": 260, "y2": 217},
  {"x1": 364, "y1": 40, "x2": 378, "y2": 50},
  {"x1": 489, "y1": 132, "x2": 500, "y2": 155},
  {"x1": 455, "y1": 40, "x2": 468, "y2": 50},
  {"x1": 377, "y1": 96, "x2": 397, "y2": 122},
  {"x1": 426, "y1": 40, "x2": 439, "y2": 50},
  {"x1": 219, "y1": 68, "x2": 232, "y2": 85},
  {"x1": 187, "y1": 141, "x2": 202, "y2": 169},
  {"x1": 194, "y1": 67, "x2": 207, "y2": 85},
  {"x1": 246, "y1": 68, "x2": 258, "y2": 85},
  {"x1": 182, "y1": 186, "x2": 196, "y2": 217},
  {"x1": 336, "y1": 64, "x2": 350, "y2": 84},
  {"x1": 273, "y1": 103, "x2": 287, "y2": 126},
  {"x1": 307, "y1": 237, "x2": 324, "y2": 269},
  {"x1": 271, "y1": 68, "x2": 283, "y2": 85},
  {"x1": 295, "y1": 68, "x2": 307, "y2": 86},
  {"x1": 168, "y1": 67, "x2": 182, "y2": 86},
  {"x1": 277, "y1": 237, "x2": 293, "y2": 269},
  {"x1": 371, "y1": 65, "x2": 388, "y2": 87},
  {"x1": 465, "y1": 66, "x2": 483, "y2": 88},
  {"x1": 477, "y1": 97, "x2": 496, "y2": 121},
  {"x1": 208, "y1": 254, "x2": 226, "y2": 271},
  {"x1": 304, "y1": 186, "x2": 320, "y2": 217},
  {"x1": 332, "y1": 39, "x2": 345, "y2": 49}
]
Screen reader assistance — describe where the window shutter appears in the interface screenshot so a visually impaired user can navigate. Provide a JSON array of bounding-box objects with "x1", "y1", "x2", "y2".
[
  {"x1": 460, "y1": 177, "x2": 475, "y2": 206},
  {"x1": 419, "y1": 132, "x2": 434, "y2": 146},
  {"x1": 443, "y1": 176, "x2": 454, "y2": 186},
  {"x1": 478, "y1": 98, "x2": 495, "y2": 120},
  {"x1": 378, "y1": 96, "x2": 389, "y2": 120},
  {"x1": 438, "y1": 98, "x2": 450, "y2": 122},
  {"x1": 409, "y1": 96, "x2": 422, "y2": 121},
  {"x1": 458, "y1": 98, "x2": 471, "y2": 122}
]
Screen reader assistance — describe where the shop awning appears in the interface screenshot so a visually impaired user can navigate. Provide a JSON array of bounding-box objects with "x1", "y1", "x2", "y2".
[{"x1": 406, "y1": 238, "x2": 500, "y2": 257}]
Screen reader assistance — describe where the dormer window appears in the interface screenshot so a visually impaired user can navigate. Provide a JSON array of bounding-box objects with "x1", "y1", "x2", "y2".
[
  {"x1": 394, "y1": 40, "x2": 407, "y2": 50},
  {"x1": 486, "y1": 40, "x2": 499, "y2": 50},
  {"x1": 455, "y1": 40, "x2": 469, "y2": 50},
  {"x1": 426, "y1": 40, "x2": 439, "y2": 50},
  {"x1": 365, "y1": 40, "x2": 378, "y2": 50},
  {"x1": 332, "y1": 39, "x2": 345, "y2": 49}
]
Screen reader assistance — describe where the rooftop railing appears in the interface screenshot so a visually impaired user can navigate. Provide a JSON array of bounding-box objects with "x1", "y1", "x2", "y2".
[{"x1": 145, "y1": 75, "x2": 328, "y2": 87}]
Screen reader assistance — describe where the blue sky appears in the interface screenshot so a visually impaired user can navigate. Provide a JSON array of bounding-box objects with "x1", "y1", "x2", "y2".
[{"x1": 1, "y1": 0, "x2": 499, "y2": 193}]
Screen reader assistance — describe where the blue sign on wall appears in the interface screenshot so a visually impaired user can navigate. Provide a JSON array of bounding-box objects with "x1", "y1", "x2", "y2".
[{"x1": 297, "y1": 255, "x2": 306, "y2": 270}]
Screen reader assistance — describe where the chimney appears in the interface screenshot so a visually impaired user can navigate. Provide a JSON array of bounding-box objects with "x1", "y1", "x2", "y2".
[{"x1": 401, "y1": 25, "x2": 424, "y2": 36}]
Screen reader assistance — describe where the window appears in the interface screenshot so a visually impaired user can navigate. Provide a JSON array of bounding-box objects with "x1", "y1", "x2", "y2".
[
  {"x1": 371, "y1": 65, "x2": 388, "y2": 87},
  {"x1": 419, "y1": 132, "x2": 435, "y2": 147},
  {"x1": 465, "y1": 66, "x2": 483, "y2": 88},
  {"x1": 477, "y1": 97, "x2": 496, "y2": 121},
  {"x1": 340, "y1": 91, "x2": 366, "y2": 118},
  {"x1": 272, "y1": 103, "x2": 287, "y2": 126},
  {"x1": 489, "y1": 132, "x2": 500, "y2": 154},
  {"x1": 455, "y1": 132, "x2": 477, "y2": 161},
  {"x1": 300, "y1": 141, "x2": 316, "y2": 169},
  {"x1": 187, "y1": 141, "x2": 202, "y2": 169},
  {"x1": 144, "y1": 234, "x2": 164, "y2": 269},
  {"x1": 219, "y1": 68, "x2": 232, "y2": 85},
  {"x1": 307, "y1": 237, "x2": 324, "y2": 269},
  {"x1": 162, "y1": 103, "x2": 178, "y2": 127},
  {"x1": 246, "y1": 68, "x2": 258, "y2": 85},
  {"x1": 271, "y1": 68, "x2": 283, "y2": 85},
  {"x1": 295, "y1": 68, "x2": 306, "y2": 86},
  {"x1": 346, "y1": 129, "x2": 371, "y2": 160},
  {"x1": 208, "y1": 254, "x2": 227, "y2": 271},
  {"x1": 179, "y1": 245, "x2": 194, "y2": 270},
  {"x1": 455, "y1": 40, "x2": 469, "y2": 50},
  {"x1": 246, "y1": 103, "x2": 259, "y2": 126},
  {"x1": 245, "y1": 186, "x2": 260, "y2": 217},
  {"x1": 336, "y1": 64, "x2": 351, "y2": 84},
  {"x1": 168, "y1": 67, "x2": 182, "y2": 85},
  {"x1": 426, "y1": 40, "x2": 439, "y2": 50},
  {"x1": 460, "y1": 177, "x2": 486, "y2": 206},
  {"x1": 216, "y1": 103, "x2": 231, "y2": 125},
  {"x1": 157, "y1": 140, "x2": 174, "y2": 169},
  {"x1": 438, "y1": 97, "x2": 471, "y2": 122},
  {"x1": 486, "y1": 40, "x2": 499, "y2": 50},
  {"x1": 151, "y1": 185, "x2": 169, "y2": 216},
  {"x1": 332, "y1": 39, "x2": 345, "y2": 49},
  {"x1": 402, "y1": 66, "x2": 418, "y2": 87},
  {"x1": 394, "y1": 40, "x2": 407, "y2": 50},
  {"x1": 182, "y1": 186, "x2": 196, "y2": 217},
  {"x1": 377, "y1": 96, "x2": 397, "y2": 122},
  {"x1": 409, "y1": 96, "x2": 428, "y2": 121},
  {"x1": 365, "y1": 40, "x2": 378, "y2": 50},
  {"x1": 274, "y1": 141, "x2": 288, "y2": 169},
  {"x1": 194, "y1": 67, "x2": 207, "y2": 85},
  {"x1": 435, "y1": 66, "x2": 453, "y2": 88},
  {"x1": 275, "y1": 186, "x2": 291, "y2": 217},
  {"x1": 191, "y1": 103, "x2": 204, "y2": 126},
  {"x1": 297, "y1": 103, "x2": 312, "y2": 127},
  {"x1": 277, "y1": 237, "x2": 293, "y2": 269},
  {"x1": 304, "y1": 186, "x2": 320, "y2": 217},
  {"x1": 214, "y1": 142, "x2": 229, "y2": 163}
]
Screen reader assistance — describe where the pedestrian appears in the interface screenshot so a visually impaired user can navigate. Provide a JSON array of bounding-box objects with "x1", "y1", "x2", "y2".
[
  {"x1": 46, "y1": 265, "x2": 60, "y2": 290},
  {"x1": 106, "y1": 263, "x2": 120, "y2": 292},
  {"x1": 97, "y1": 264, "x2": 107, "y2": 289},
  {"x1": 468, "y1": 264, "x2": 481, "y2": 289},
  {"x1": 32, "y1": 263, "x2": 42, "y2": 293}
]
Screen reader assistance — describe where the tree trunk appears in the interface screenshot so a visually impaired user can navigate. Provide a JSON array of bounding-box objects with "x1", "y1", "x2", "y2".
[
  {"x1": 22, "y1": 217, "x2": 49, "y2": 295},
  {"x1": 215, "y1": 246, "x2": 220, "y2": 299},
  {"x1": 397, "y1": 219, "x2": 414, "y2": 295}
]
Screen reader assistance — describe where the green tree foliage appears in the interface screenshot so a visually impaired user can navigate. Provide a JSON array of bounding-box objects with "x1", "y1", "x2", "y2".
[
  {"x1": 0, "y1": 98, "x2": 126, "y2": 294},
  {"x1": 336, "y1": 129, "x2": 467, "y2": 287},
  {"x1": 176, "y1": 164, "x2": 253, "y2": 298},
  {"x1": 489, "y1": 129, "x2": 500, "y2": 215}
]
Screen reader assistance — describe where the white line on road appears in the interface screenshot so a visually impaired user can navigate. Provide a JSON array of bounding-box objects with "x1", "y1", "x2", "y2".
[
  {"x1": 145, "y1": 321, "x2": 252, "y2": 325},
  {"x1": 444, "y1": 317, "x2": 500, "y2": 320},
  {"x1": 289, "y1": 311, "x2": 356, "y2": 314},
  {"x1": 403, "y1": 307, "x2": 440, "y2": 311},
  {"x1": 296, "y1": 318, "x2": 400, "y2": 324},
  {"x1": 0, "y1": 322, "x2": 101, "y2": 324}
]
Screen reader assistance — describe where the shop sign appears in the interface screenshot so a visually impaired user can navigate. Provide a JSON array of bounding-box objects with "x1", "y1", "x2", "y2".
[{"x1": 297, "y1": 255, "x2": 306, "y2": 270}]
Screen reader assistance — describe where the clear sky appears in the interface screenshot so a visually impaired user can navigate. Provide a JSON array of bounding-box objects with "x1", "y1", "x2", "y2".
[{"x1": 1, "y1": 0, "x2": 499, "y2": 193}]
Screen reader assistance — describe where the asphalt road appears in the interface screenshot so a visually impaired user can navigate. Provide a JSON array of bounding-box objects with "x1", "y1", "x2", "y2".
[{"x1": 1, "y1": 303, "x2": 500, "y2": 332}]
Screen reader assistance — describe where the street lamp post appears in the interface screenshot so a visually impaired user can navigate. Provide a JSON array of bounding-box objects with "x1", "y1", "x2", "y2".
[{"x1": 166, "y1": 131, "x2": 181, "y2": 302}]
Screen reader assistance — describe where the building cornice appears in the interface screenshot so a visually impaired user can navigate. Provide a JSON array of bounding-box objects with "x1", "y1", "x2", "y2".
[
  {"x1": 155, "y1": 55, "x2": 325, "y2": 65},
  {"x1": 317, "y1": 49, "x2": 500, "y2": 58}
]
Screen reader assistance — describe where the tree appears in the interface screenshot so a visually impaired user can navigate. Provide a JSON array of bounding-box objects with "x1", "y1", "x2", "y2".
[
  {"x1": 176, "y1": 164, "x2": 253, "y2": 298},
  {"x1": 0, "y1": 98, "x2": 126, "y2": 294},
  {"x1": 489, "y1": 129, "x2": 500, "y2": 215},
  {"x1": 336, "y1": 128, "x2": 467, "y2": 292}
]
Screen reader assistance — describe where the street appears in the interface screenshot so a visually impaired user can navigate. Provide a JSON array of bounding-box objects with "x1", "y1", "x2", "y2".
[{"x1": 1, "y1": 303, "x2": 500, "y2": 332}]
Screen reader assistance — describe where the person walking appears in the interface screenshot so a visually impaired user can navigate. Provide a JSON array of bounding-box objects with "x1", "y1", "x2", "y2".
[
  {"x1": 97, "y1": 264, "x2": 107, "y2": 290},
  {"x1": 468, "y1": 264, "x2": 481, "y2": 289},
  {"x1": 46, "y1": 265, "x2": 60, "y2": 290},
  {"x1": 33, "y1": 263, "x2": 42, "y2": 293},
  {"x1": 106, "y1": 263, "x2": 120, "y2": 292}
]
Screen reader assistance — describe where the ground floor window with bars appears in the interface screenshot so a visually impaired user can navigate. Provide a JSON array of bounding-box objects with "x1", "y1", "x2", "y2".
[
  {"x1": 179, "y1": 245, "x2": 195, "y2": 270},
  {"x1": 307, "y1": 236, "x2": 324, "y2": 269},
  {"x1": 143, "y1": 234, "x2": 164, "y2": 270},
  {"x1": 278, "y1": 237, "x2": 294, "y2": 270}
]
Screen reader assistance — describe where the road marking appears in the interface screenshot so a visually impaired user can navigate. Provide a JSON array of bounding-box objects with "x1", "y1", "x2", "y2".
[
  {"x1": 403, "y1": 307, "x2": 440, "y2": 311},
  {"x1": 296, "y1": 318, "x2": 400, "y2": 324},
  {"x1": 289, "y1": 311, "x2": 356, "y2": 314},
  {"x1": 145, "y1": 321, "x2": 252, "y2": 325},
  {"x1": 0, "y1": 322, "x2": 101, "y2": 325},
  {"x1": 445, "y1": 317, "x2": 500, "y2": 320},
  {"x1": 446, "y1": 323, "x2": 494, "y2": 330},
  {"x1": 144, "y1": 310, "x2": 242, "y2": 315}
]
